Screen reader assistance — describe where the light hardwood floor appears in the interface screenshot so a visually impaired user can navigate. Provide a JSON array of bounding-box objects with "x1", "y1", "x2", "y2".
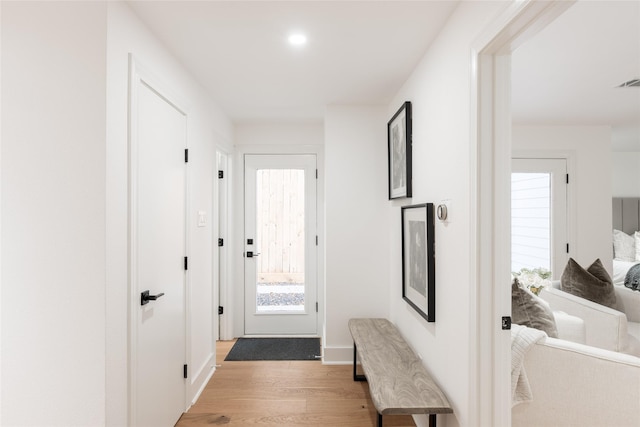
[{"x1": 175, "y1": 340, "x2": 416, "y2": 426}]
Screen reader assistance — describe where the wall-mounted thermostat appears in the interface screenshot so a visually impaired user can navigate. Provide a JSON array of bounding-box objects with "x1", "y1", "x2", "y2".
[{"x1": 437, "y1": 199, "x2": 451, "y2": 222}]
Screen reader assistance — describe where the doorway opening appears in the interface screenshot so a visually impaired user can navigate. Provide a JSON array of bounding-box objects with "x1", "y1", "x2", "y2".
[{"x1": 471, "y1": 1, "x2": 574, "y2": 424}]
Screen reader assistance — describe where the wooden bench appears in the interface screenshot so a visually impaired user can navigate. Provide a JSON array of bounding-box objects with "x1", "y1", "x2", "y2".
[{"x1": 348, "y1": 318, "x2": 453, "y2": 427}]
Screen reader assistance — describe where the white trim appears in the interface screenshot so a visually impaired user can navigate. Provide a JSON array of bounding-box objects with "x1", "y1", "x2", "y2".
[
  {"x1": 470, "y1": 2, "x2": 575, "y2": 425},
  {"x1": 215, "y1": 149, "x2": 233, "y2": 340},
  {"x1": 127, "y1": 54, "x2": 190, "y2": 425},
  {"x1": 190, "y1": 365, "x2": 217, "y2": 407},
  {"x1": 187, "y1": 353, "x2": 215, "y2": 408},
  {"x1": 0, "y1": 2, "x2": 3, "y2": 413},
  {"x1": 321, "y1": 346, "x2": 352, "y2": 365}
]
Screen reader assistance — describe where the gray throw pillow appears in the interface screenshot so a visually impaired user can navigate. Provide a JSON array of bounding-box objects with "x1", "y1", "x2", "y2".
[
  {"x1": 560, "y1": 258, "x2": 617, "y2": 309},
  {"x1": 624, "y1": 263, "x2": 640, "y2": 291},
  {"x1": 511, "y1": 277, "x2": 558, "y2": 338}
]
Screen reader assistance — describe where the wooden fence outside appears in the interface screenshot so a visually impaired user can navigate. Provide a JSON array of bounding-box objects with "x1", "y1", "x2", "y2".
[{"x1": 255, "y1": 169, "x2": 305, "y2": 284}]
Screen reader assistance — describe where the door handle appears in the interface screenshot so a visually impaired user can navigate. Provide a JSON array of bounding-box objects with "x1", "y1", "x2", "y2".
[
  {"x1": 246, "y1": 252, "x2": 261, "y2": 258},
  {"x1": 141, "y1": 290, "x2": 165, "y2": 306}
]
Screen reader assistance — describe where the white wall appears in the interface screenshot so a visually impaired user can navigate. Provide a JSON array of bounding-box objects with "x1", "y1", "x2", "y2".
[
  {"x1": 387, "y1": 2, "x2": 505, "y2": 426},
  {"x1": 323, "y1": 106, "x2": 391, "y2": 362},
  {"x1": 106, "y1": 2, "x2": 232, "y2": 423},
  {"x1": 612, "y1": 152, "x2": 640, "y2": 197},
  {"x1": 323, "y1": 4, "x2": 511, "y2": 427},
  {"x1": 512, "y1": 126, "x2": 613, "y2": 271},
  {"x1": 232, "y1": 122, "x2": 324, "y2": 337},
  {"x1": 235, "y1": 122, "x2": 324, "y2": 147},
  {"x1": 1, "y1": 2, "x2": 107, "y2": 425}
]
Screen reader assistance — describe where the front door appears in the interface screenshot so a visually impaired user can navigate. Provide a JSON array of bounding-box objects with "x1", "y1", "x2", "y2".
[
  {"x1": 131, "y1": 70, "x2": 186, "y2": 426},
  {"x1": 244, "y1": 154, "x2": 318, "y2": 335}
]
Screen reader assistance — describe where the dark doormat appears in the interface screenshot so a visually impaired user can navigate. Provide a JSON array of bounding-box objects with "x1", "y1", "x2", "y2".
[{"x1": 224, "y1": 337, "x2": 321, "y2": 361}]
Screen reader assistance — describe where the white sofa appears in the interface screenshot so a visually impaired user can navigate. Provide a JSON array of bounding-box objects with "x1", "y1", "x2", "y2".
[
  {"x1": 512, "y1": 336, "x2": 640, "y2": 427},
  {"x1": 540, "y1": 282, "x2": 640, "y2": 356}
]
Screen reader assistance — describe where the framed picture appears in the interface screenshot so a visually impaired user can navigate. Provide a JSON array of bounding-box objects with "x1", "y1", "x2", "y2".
[
  {"x1": 388, "y1": 101, "x2": 412, "y2": 199},
  {"x1": 401, "y1": 203, "x2": 435, "y2": 322}
]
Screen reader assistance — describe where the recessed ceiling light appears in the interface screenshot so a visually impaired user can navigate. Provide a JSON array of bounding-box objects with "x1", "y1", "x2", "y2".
[{"x1": 288, "y1": 33, "x2": 307, "y2": 46}]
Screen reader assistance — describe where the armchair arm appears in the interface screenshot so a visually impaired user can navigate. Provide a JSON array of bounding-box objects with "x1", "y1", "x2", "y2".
[
  {"x1": 540, "y1": 287, "x2": 628, "y2": 353},
  {"x1": 513, "y1": 337, "x2": 640, "y2": 427},
  {"x1": 616, "y1": 285, "x2": 640, "y2": 323}
]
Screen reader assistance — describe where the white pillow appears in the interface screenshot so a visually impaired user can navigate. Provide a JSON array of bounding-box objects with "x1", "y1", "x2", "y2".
[
  {"x1": 613, "y1": 259, "x2": 639, "y2": 285},
  {"x1": 636, "y1": 231, "x2": 640, "y2": 261},
  {"x1": 613, "y1": 229, "x2": 635, "y2": 262}
]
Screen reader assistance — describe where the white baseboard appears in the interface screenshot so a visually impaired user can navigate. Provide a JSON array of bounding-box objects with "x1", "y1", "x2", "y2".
[
  {"x1": 322, "y1": 345, "x2": 352, "y2": 365},
  {"x1": 189, "y1": 353, "x2": 215, "y2": 406}
]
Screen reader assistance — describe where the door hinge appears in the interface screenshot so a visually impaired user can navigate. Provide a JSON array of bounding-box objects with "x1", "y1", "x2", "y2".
[
  {"x1": 566, "y1": 243, "x2": 570, "y2": 253},
  {"x1": 183, "y1": 364, "x2": 188, "y2": 379},
  {"x1": 218, "y1": 306, "x2": 224, "y2": 315},
  {"x1": 185, "y1": 149, "x2": 189, "y2": 163},
  {"x1": 315, "y1": 169, "x2": 318, "y2": 179},
  {"x1": 315, "y1": 302, "x2": 318, "y2": 313},
  {"x1": 502, "y1": 316, "x2": 512, "y2": 330},
  {"x1": 184, "y1": 256, "x2": 188, "y2": 271},
  {"x1": 218, "y1": 170, "x2": 224, "y2": 179},
  {"x1": 315, "y1": 235, "x2": 318, "y2": 246},
  {"x1": 218, "y1": 238, "x2": 224, "y2": 247},
  {"x1": 566, "y1": 173, "x2": 569, "y2": 184}
]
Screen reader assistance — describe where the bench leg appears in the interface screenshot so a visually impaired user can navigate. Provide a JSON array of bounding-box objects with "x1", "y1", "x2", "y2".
[
  {"x1": 377, "y1": 413, "x2": 433, "y2": 427},
  {"x1": 353, "y1": 343, "x2": 366, "y2": 382}
]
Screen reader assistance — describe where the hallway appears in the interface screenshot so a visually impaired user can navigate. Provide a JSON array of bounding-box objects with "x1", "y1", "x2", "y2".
[{"x1": 176, "y1": 341, "x2": 416, "y2": 426}]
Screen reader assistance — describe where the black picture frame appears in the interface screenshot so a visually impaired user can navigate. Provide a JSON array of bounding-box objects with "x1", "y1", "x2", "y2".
[
  {"x1": 401, "y1": 203, "x2": 435, "y2": 322},
  {"x1": 388, "y1": 101, "x2": 412, "y2": 199}
]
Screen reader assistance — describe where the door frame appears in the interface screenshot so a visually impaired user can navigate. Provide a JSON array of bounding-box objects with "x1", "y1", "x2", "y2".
[
  {"x1": 127, "y1": 55, "x2": 189, "y2": 424},
  {"x1": 215, "y1": 149, "x2": 232, "y2": 340},
  {"x1": 232, "y1": 144, "x2": 325, "y2": 339},
  {"x1": 470, "y1": 1, "x2": 574, "y2": 425}
]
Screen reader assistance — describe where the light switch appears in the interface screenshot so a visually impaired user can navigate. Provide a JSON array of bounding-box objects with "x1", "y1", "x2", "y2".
[{"x1": 197, "y1": 211, "x2": 207, "y2": 227}]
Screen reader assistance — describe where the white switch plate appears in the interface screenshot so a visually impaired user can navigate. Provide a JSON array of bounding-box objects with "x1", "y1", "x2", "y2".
[{"x1": 197, "y1": 211, "x2": 207, "y2": 227}]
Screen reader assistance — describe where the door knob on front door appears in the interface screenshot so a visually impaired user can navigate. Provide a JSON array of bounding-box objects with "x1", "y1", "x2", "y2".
[{"x1": 141, "y1": 290, "x2": 165, "y2": 306}]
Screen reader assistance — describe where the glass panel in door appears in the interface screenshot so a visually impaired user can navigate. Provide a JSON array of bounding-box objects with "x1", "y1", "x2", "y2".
[{"x1": 255, "y1": 168, "x2": 305, "y2": 313}]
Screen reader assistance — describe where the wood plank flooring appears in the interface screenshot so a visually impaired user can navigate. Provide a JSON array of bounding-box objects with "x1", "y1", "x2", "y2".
[{"x1": 175, "y1": 340, "x2": 416, "y2": 427}]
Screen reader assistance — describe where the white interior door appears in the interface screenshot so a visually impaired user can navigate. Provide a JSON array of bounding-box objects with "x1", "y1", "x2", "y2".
[
  {"x1": 512, "y1": 158, "x2": 568, "y2": 279},
  {"x1": 131, "y1": 77, "x2": 186, "y2": 426},
  {"x1": 244, "y1": 154, "x2": 317, "y2": 335}
]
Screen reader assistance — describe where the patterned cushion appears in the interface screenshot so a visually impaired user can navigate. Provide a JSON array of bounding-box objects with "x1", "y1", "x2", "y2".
[{"x1": 625, "y1": 263, "x2": 640, "y2": 291}]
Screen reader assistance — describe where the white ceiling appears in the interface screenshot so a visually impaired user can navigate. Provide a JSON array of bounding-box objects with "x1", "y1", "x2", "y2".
[
  {"x1": 127, "y1": 0, "x2": 459, "y2": 123},
  {"x1": 511, "y1": 0, "x2": 640, "y2": 148},
  {"x1": 128, "y1": 0, "x2": 640, "y2": 139}
]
